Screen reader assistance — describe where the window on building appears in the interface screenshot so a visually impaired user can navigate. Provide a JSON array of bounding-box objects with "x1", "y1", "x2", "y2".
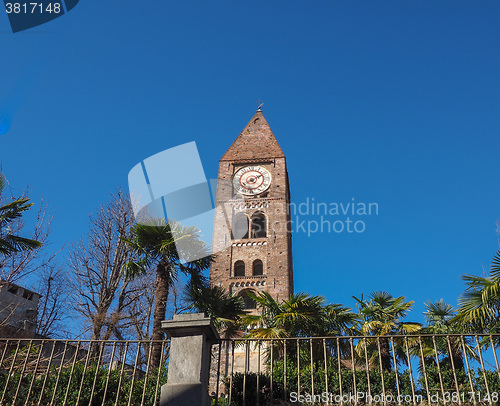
[
  {"x1": 253, "y1": 259, "x2": 263, "y2": 276},
  {"x1": 251, "y1": 213, "x2": 266, "y2": 238},
  {"x1": 240, "y1": 290, "x2": 256, "y2": 310},
  {"x1": 7, "y1": 285, "x2": 18, "y2": 295},
  {"x1": 232, "y1": 214, "x2": 249, "y2": 239},
  {"x1": 234, "y1": 260, "x2": 245, "y2": 277},
  {"x1": 23, "y1": 290, "x2": 34, "y2": 300}
]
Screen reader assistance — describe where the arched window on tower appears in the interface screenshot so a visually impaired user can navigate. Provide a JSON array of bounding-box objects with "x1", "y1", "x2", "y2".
[
  {"x1": 251, "y1": 212, "x2": 267, "y2": 238},
  {"x1": 240, "y1": 290, "x2": 257, "y2": 310},
  {"x1": 253, "y1": 259, "x2": 263, "y2": 276},
  {"x1": 232, "y1": 214, "x2": 249, "y2": 239},
  {"x1": 234, "y1": 260, "x2": 245, "y2": 277}
]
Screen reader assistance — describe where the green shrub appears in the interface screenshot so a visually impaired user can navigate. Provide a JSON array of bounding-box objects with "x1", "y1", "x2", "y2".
[{"x1": 0, "y1": 361, "x2": 167, "y2": 406}]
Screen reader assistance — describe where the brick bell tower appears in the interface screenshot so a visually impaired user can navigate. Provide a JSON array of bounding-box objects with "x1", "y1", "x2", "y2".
[{"x1": 210, "y1": 108, "x2": 294, "y2": 311}]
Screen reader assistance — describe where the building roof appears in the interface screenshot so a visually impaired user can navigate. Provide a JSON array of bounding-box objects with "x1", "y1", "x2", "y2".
[
  {"x1": 220, "y1": 110, "x2": 285, "y2": 162},
  {"x1": 0, "y1": 280, "x2": 41, "y2": 297}
]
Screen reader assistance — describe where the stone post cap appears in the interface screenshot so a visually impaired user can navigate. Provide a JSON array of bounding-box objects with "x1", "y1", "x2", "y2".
[{"x1": 161, "y1": 313, "x2": 220, "y2": 341}]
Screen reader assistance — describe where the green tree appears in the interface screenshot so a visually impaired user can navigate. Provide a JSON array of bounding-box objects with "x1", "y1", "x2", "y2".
[
  {"x1": 240, "y1": 292, "x2": 357, "y2": 379},
  {"x1": 424, "y1": 299, "x2": 456, "y2": 334},
  {"x1": 124, "y1": 219, "x2": 211, "y2": 368},
  {"x1": 423, "y1": 299, "x2": 464, "y2": 370},
  {"x1": 184, "y1": 281, "x2": 245, "y2": 338},
  {"x1": 0, "y1": 173, "x2": 41, "y2": 257},
  {"x1": 457, "y1": 249, "x2": 500, "y2": 334},
  {"x1": 353, "y1": 291, "x2": 421, "y2": 371},
  {"x1": 243, "y1": 292, "x2": 357, "y2": 338}
]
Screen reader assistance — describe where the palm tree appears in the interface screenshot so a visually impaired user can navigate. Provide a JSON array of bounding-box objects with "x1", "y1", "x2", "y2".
[
  {"x1": 353, "y1": 291, "x2": 421, "y2": 371},
  {"x1": 0, "y1": 174, "x2": 41, "y2": 256},
  {"x1": 243, "y1": 292, "x2": 322, "y2": 339},
  {"x1": 323, "y1": 303, "x2": 359, "y2": 337},
  {"x1": 184, "y1": 281, "x2": 245, "y2": 338},
  {"x1": 423, "y1": 300, "x2": 464, "y2": 370},
  {"x1": 243, "y1": 291, "x2": 348, "y2": 359},
  {"x1": 243, "y1": 292, "x2": 357, "y2": 339},
  {"x1": 124, "y1": 219, "x2": 211, "y2": 368},
  {"x1": 457, "y1": 250, "x2": 500, "y2": 334},
  {"x1": 241, "y1": 292, "x2": 357, "y2": 375},
  {"x1": 424, "y1": 300, "x2": 455, "y2": 333}
]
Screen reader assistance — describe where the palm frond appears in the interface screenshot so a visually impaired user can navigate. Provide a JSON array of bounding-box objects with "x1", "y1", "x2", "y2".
[
  {"x1": 491, "y1": 250, "x2": 500, "y2": 280},
  {"x1": 245, "y1": 326, "x2": 289, "y2": 339},
  {"x1": 457, "y1": 254, "x2": 500, "y2": 333}
]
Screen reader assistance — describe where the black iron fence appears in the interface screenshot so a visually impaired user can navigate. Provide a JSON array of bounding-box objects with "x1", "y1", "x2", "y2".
[
  {"x1": 212, "y1": 334, "x2": 500, "y2": 405},
  {"x1": 0, "y1": 338, "x2": 169, "y2": 406}
]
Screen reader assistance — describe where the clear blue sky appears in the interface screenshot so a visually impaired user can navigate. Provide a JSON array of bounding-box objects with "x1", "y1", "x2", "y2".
[{"x1": 1, "y1": 1, "x2": 499, "y2": 323}]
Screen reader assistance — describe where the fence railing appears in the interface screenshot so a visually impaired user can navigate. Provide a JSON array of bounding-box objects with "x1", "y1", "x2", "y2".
[
  {"x1": 211, "y1": 334, "x2": 500, "y2": 405},
  {"x1": 2, "y1": 334, "x2": 500, "y2": 405},
  {"x1": 0, "y1": 338, "x2": 169, "y2": 406}
]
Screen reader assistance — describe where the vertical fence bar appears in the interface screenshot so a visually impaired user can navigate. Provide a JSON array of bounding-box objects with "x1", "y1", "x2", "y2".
[
  {"x1": 50, "y1": 340, "x2": 69, "y2": 406},
  {"x1": 26, "y1": 341, "x2": 45, "y2": 403},
  {"x1": 0, "y1": 339, "x2": 10, "y2": 366},
  {"x1": 0, "y1": 339, "x2": 21, "y2": 405},
  {"x1": 284, "y1": 339, "x2": 287, "y2": 401},
  {"x1": 390, "y1": 337, "x2": 401, "y2": 405},
  {"x1": 446, "y1": 336, "x2": 461, "y2": 405},
  {"x1": 114, "y1": 341, "x2": 130, "y2": 405},
  {"x1": 102, "y1": 341, "x2": 118, "y2": 406},
  {"x1": 257, "y1": 341, "x2": 262, "y2": 405},
  {"x1": 489, "y1": 335, "x2": 500, "y2": 385},
  {"x1": 310, "y1": 338, "x2": 314, "y2": 398},
  {"x1": 0, "y1": 339, "x2": 10, "y2": 397},
  {"x1": 297, "y1": 339, "x2": 301, "y2": 398},
  {"x1": 215, "y1": 341, "x2": 222, "y2": 406},
  {"x1": 418, "y1": 336, "x2": 431, "y2": 405},
  {"x1": 89, "y1": 340, "x2": 105, "y2": 406},
  {"x1": 432, "y1": 336, "x2": 446, "y2": 403},
  {"x1": 349, "y1": 337, "x2": 357, "y2": 405},
  {"x1": 243, "y1": 340, "x2": 248, "y2": 406},
  {"x1": 376, "y1": 337, "x2": 386, "y2": 405},
  {"x1": 63, "y1": 341, "x2": 81, "y2": 406},
  {"x1": 76, "y1": 340, "x2": 95, "y2": 406},
  {"x1": 323, "y1": 338, "x2": 329, "y2": 396},
  {"x1": 127, "y1": 341, "x2": 143, "y2": 406},
  {"x1": 404, "y1": 337, "x2": 417, "y2": 406},
  {"x1": 460, "y1": 336, "x2": 477, "y2": 406},
  {"x1": 337, "y1": 337, "x2": 343, "y2": 406},
  {"x1": 38, "y1": 339, "x2": 57, "y2": 406},
  {"x1": 141, "y1": 340, "x2": 154, "y2": 406},
  {"x1": 363, "y1": 338, "x2": 372, "y2": 405},
  {"x1": 270, "y1": 339, "x2": 274, "y2": 405},
  {"x1": 229, "y1": 340, "x2": 235, "y2": 405},
  {"x1": 154, "y1": 341, "x2": 167, "y2": 405},
  {"x1": 12, "y1": 339, "x2": 33, "y2": 405},
  {"x1": 475, "y1": 335, "x2": 491, "y2": 401}
]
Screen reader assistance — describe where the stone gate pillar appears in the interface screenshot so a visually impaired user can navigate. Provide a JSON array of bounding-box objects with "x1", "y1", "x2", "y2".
[{"x1": 160, "y1": 313, "x2": 220, "y2": 406}]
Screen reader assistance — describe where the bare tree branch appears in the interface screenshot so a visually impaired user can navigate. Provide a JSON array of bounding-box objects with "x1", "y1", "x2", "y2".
[
  {"x1": 35, "y1": 265, "x2": 70, "y2": 338},
  {"x1": 68, "y1": 190, "x2": 142, "y2": 340}
]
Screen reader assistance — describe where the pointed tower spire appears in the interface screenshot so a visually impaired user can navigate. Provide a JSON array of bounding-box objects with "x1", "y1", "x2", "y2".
[{"x1": 220, "y1": 110, "x2": 285, "y2": 161}]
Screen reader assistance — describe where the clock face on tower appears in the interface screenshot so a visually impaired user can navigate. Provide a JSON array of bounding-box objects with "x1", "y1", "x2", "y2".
[{"x1": 233, "y1": 165, "x2": 272, "y2": 196}]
